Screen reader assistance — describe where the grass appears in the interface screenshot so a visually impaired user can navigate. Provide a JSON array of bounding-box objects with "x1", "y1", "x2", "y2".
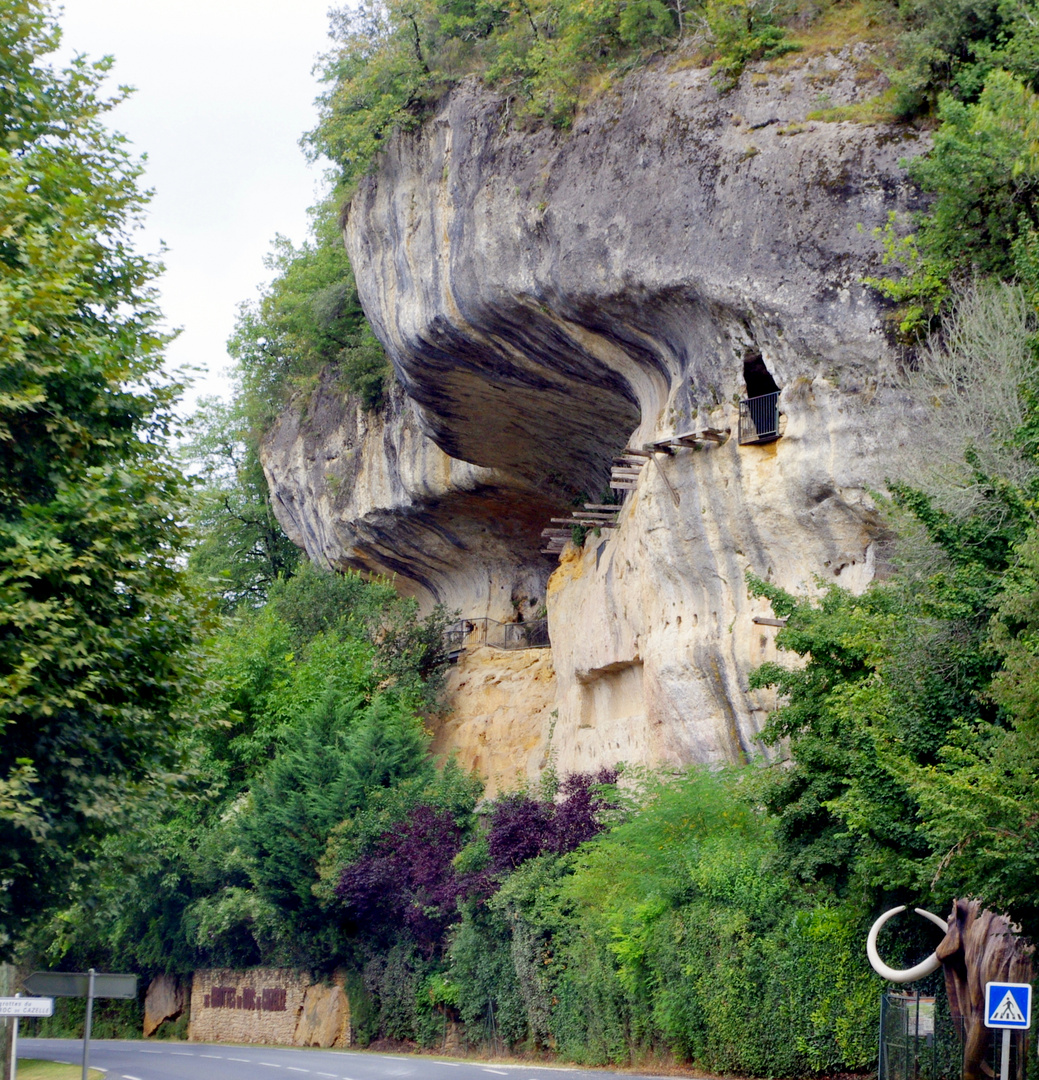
[
  {"x1": 807, "y1": 84, "x2": 901, "y2": 121},
  {"x1": 16, "y1": 1060, "x2": 105, "y2": 1079}
]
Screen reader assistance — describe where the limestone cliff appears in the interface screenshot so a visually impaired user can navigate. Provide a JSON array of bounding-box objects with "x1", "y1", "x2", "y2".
[{"x1": 261, "y1": 48, "x2": 928, "y2": 778}]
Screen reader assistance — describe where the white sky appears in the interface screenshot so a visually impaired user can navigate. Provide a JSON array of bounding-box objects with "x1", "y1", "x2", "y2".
[{"x1": 55, "y1": 0, "x2": 339, "y2": 413}]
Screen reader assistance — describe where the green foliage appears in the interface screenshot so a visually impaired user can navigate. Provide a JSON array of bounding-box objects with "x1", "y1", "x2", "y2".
[
  {"x1": 21, "y1": 995, "x2": 142, "y2": 1040},
  {"x1": 898, "y1": 517, "x2": 1039, "y2": 936},
  {"x1": 909, "y1": 70, "x2": 1039, "y2": 279},
  {"x1": 502, "y1": 768, "x2": 883, "y2": 1072},
  {"x1": 744, "y1": 383, "x2": 1039, "y2": 930},
  {"x1": 706, "y1": 0, "x2": 799, "y2": 88},
  {"x1": 867, "y1": 70, "x2": 1039, "y2": 328},
  {"x1": 182, "y1": 397, "x2": 300, "y2": 612},
  {"x1": 34, "y1": 563, "x2": 453, "y2": 974},
  {"x1": 862, "y1": 214, "x2": 950, "y2": 337},
  {"x1": 312, "y1": 0, "x2": 809, "y2": 189},
  {"x1": 887, "y1": 0, "x2": 1039, "y2": 118},
  {"x1": 0, "y1": 0, "x2": 203, "y2": 954},
  {"x1": 449, "y1": 903, "x2": 528, "y2": 1047},
  {"x1": 229, "y1": 201, "x2": 390, "y2": 429}
]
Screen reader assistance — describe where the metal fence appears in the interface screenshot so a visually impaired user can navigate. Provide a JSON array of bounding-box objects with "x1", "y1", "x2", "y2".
[
  {"x1": 444, "y1": 617, "x2": 550, "y2": 656},
  {"x1": 879, "y1": 990, "x2": 1028, "y2": 1080},
  {"x1": 739, "y1": 391, "x2": 781, "y2": 444}
]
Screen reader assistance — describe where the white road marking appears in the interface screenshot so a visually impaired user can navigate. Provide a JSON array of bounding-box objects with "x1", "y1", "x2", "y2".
[
  {"x1": 139, "y1": 1049, "x2": 161, "y2": 1054},
  {"x1": 200, "y1": 1054, "x2": 224, "y2": 1059},
  {"x1": 124, "y1": 1074, "x2": 144, "y2": 1079},
  {"x1": 259, "y1": 1064, "x2": 284, "y2": 1069},
  {"x1": 229, "y1": 1058, "x2": 251, "y2": 1063},
  {"x1": 286, "y1": 1069, "x2": 310, "y2": 1074},
  {"x1": 482, "y1": 1072, "x2": 509, "y2": 1076}
]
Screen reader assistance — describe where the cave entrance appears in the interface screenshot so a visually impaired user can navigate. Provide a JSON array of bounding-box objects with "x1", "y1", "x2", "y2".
[{"x1": 739, "y1": 351, "x2": 781, "y2": 445}]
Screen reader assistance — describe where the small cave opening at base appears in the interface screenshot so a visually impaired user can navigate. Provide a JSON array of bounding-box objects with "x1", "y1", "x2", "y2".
[{"x1": 740, "y1": 350, "x2": 782, "y2": 445}]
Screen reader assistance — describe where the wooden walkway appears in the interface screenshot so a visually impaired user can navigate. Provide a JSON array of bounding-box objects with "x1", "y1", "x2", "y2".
[{"x1": 541, "y1": 428, "x2": 729, "y2": 556}]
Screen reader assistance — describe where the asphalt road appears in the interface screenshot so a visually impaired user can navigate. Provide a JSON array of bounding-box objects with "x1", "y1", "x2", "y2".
[{"x1": 20, "y1": 1039, "x2": 664, "y2": 1080}]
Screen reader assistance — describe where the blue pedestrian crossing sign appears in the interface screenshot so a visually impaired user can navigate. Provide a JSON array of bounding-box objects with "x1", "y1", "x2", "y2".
[{"x1": 984, "y1": 982, "x2": 1032, "y2": 1029}]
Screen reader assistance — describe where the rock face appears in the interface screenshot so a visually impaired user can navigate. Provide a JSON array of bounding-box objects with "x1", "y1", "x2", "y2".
[
  {"x1": 294, "y1": 982, "x2": 350, "y2": 1048},
  {"x1": 431, "y1": 645, "x2": 556, "y2": 795},
  {"x1": 144, "y1": 974, "x2": 186, "y2": 1037},
  {"x1": 263, "y1": 50, "x2": 929, "y2": 774},
  {"x1": 263, "y1": 375, "x2": 550, "y2": 621}
]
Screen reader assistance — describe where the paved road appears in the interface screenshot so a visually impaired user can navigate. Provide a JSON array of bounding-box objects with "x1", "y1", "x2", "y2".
[{"x1": 20, "y1": 1039, "x2": 663, "y2": 1080}]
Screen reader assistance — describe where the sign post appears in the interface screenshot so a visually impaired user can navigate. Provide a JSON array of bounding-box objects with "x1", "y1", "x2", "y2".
[
  {"x1": 80, "y1": 968, "x2": 95, "y2": 1080},
  {"x1": 22, "y1": 970, "x2": 136, "y2": 1080},
  {"x1": 0, "y1": 994, "x2": 55, "y2": 1080},
  {"x1": 984, "y1": 981, "x2": 1032, "y2": 1080},
  {"x1": 9, "y1": 994, "x2": 17, "y2": 1080}
]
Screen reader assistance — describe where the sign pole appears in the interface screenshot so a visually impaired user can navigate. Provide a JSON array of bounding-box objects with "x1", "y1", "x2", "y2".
[
  {"x1": 9, "y1": 995, "x2": 18, "y2": 1080},
  {"x1": 999, "y1": 1028, "x2": 1010, "y2": 1080},
  {"x1": 81, "y1": 968, "x2": 95, "y2": 1080}
]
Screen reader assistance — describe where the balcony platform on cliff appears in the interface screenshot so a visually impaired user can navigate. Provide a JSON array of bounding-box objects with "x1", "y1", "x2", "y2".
[{"x1": 739, "y1": 392, "x2": 781, "y2": 445}]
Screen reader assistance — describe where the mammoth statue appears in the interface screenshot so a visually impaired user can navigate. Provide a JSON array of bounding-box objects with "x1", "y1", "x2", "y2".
[{"x1": 868, "y1": 899, "x2": 1034, "y2": 1080}]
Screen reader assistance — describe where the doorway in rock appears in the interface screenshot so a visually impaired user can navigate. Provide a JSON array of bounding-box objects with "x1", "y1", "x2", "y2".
[{"x1": 739, "y1": 350, "x2": 781, "y2": 445}]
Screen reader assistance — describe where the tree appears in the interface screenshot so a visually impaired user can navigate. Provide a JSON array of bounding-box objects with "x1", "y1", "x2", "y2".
[
  {"x1": 0, "y1": 0, "x2": 201, "y2": 954},
  {"x1": 909, "y1": 69, "x2": 1039, "y2": 280},
  {"x1": 182, "y1": 397, "x2": 300, "y2": 613},
  {"x1": 229, "y1": 204, "x2": 389, "y2": 427}
]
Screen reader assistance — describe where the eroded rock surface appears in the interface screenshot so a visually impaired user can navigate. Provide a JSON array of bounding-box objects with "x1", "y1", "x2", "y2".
[
  {"x1": 263, "y1": 376, "x2": 551, "y2": 620},
  {"x1": 144, "y1": 974, "x2": 186, "y2": 1037},
  {"x1": 431, "y1": 645, "x2": 557, "y2": 795},
  {"x1": 264, "y1": 51, "x2": 928, "y2": 773}
]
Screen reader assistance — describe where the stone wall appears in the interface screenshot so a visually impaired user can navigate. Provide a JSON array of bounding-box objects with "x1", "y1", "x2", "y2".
[{"x1": 187, "y1": 969, "x2": 350, "y2": 1047}]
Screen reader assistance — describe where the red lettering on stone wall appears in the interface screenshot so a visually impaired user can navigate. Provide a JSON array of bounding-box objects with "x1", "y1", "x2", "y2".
[{"x1": 203, "y1": 984, "x2": 287, "y2": 1011}]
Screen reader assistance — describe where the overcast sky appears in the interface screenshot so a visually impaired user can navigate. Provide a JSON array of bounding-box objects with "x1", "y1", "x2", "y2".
[{"x1": 55, "y1": 0, "x2": 339, "y2": 412}]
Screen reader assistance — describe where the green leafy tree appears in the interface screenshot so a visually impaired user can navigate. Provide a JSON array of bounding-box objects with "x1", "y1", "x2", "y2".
[
  {"x1": 909, "y1": 69, "x2": 1039, "y2": 279},
  {"x1": 230, "y1": 203, "x2": 389, "y2": 426},
  {"x1": 0, "y1": 0, "x2": 201, "y2": 953},
  {"x1": 182, "y1": 397, "x2": 300, "y2": 612}
]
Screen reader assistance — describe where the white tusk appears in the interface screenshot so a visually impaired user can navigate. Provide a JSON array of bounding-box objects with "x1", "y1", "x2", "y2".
[
  {"x1": 914, "y1": 907, "x2": 949, "y2": 932},
  {"x1": 866, "y1": 905, "x2": 943, "y2": 983}
]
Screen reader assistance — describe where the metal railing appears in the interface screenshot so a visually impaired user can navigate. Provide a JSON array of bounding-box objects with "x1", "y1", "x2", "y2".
[
  {"x1": 739, "y1": 391, "x2": 781, "y2": 444},
  {"x1": 444, "y1": 617, "x2": 550, "y2": 656}
]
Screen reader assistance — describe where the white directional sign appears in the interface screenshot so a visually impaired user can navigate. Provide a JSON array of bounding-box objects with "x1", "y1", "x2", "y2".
[
  {"x1": 0, "y1": 997, "x2": 54, "y2": 1017},
  {"x1": 985, "y1": 982, "x2": 1032, "y2": 1029}
]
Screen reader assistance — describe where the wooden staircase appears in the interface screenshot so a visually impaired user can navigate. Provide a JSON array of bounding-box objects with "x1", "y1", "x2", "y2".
[{"x1": 541, "y1": 428, "x2": 729, "y2": 557}]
